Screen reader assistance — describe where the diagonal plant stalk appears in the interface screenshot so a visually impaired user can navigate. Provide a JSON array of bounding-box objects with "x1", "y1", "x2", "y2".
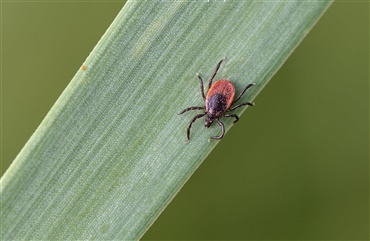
[{"x1": 1, "y1": 1, "x2": 332, "y2": 240}]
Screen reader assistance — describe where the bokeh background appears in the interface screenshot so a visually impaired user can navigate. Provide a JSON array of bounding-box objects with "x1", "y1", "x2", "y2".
[{"x1": 2, "y1": 1, "x2": 368, "y2": 240}]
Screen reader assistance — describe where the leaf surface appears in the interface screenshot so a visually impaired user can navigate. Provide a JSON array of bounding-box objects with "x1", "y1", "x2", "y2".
[{"x1": 1, "y1": 1, "x2": 332, "y2": 240}]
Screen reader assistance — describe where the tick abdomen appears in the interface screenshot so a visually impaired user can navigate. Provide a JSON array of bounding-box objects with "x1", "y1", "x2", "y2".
[{"x1": 206, "y1": 80, "x2": 235, "y2": 116}]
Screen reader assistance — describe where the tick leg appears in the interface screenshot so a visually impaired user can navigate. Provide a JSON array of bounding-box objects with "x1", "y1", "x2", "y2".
[
  {"x1": 228, "y1": 101, "x2": 254, "y2": 112},
  {"x1": 210, "y1": 119, "x2": 225, "y2": 140},
  {"x1": 208, "y1": 58, "x2": 225, "y2": 90},
  {"x1": 223, "y1": 113, "x2": 239, "y2": 124},
  {"x1": 178, "y1": 106, "x2": 205, "y2": 115},
  {"x1": 187, "y1": 113, "x2": 206, "y2": 140},
  {"x1": 196, "y1": 73, "x2": 206, "y2": 100},
  {"x1": 233, "y1": 83, "x2": 255, "y2": 103}
]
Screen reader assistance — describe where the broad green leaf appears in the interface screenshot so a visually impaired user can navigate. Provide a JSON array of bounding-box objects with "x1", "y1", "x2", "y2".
[{"x1": 1, "y1": 1, "x2": 332, "y2": 240}]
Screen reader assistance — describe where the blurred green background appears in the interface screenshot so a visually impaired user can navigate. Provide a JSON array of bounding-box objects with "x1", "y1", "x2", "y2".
[{"x1": 1, "y1": 1, "x2": 368, "y2": 240}]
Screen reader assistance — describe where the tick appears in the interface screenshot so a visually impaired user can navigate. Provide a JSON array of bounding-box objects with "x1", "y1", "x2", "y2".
[{"x1": 178, "y1": 58, "x2": 255, "y2": 141}]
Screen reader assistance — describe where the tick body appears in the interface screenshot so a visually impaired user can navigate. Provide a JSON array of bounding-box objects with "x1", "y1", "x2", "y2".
[
  {"x1": 178, "y1": 59, "x2": 255, "y2": 141},
  {"x1": 206, "y1": 80, "x2": 235, "y2": 117}
]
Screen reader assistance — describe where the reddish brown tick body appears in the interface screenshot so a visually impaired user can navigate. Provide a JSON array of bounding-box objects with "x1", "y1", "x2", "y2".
[{"x1": 178, "y1": 59, "x2": 255, "y2": 141}]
